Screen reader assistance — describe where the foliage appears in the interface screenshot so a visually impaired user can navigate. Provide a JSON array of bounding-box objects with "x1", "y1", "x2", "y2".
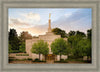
[
  {"x1": 16, "y1": 53, "x2": 29, "y2": 56},
  {"x1": 76, "y1": 31, "x2": 86, "y2": 37},
  {"x1": 32, "y1": 58, "x2": 46, "y2": 62},
  {"x1": 68, "y1": 35, "x2": 82, "y2": 49},
  {"x1": 19, "y1": 42, "x2": 26, "y2": 53},
  {"x1": 9, "y1": 29, "x2": 17, "y2": 37},
  {"x1": 67, "y1": 31, "x2": 86, "y2": 53},
  {"x1": 9, "y1": 29, "x2": 20, "y2": 51},
  {"x1": 8, "y1": 29, "x2": 32, "y2": 53},
  {"x1": 9, "y1": 58, "x2": 32, "y2": 62},
  {"x1": 33, "y1": 58, "x2": 40, "y2": 62},
  {"x1": 51, "y1": 38, "x2": 69, "y2": 60},
  {"x1": 31, "y1": 40, "x2": 49, "y2": 60},
  {"x1": 52, "y1": 28, "x2": 67, "y2": 38},
  {"x1": 19, "y1": 31, "x2": 32, "y2": 42},
  {"x1": 68, "y1": 31, "x2": 76, "y2": 37},
  {"x1": 67, "y1": 30, "x2": 91, "y2": 59},
  {"x1": 87, "y1": 29, "x2": 92, "y2": 40},
  {"x1": 77, "y1": 39, "x2": 91, "y2": 57},
  {"x1": 27, "y1": 58, "x2": 32, "y2": 60},
  {"x1": 9, "y1": 44, "x2": 13, "y2": 53},
  {"x1": 11, "y1": 50, "x2": 20, "y2": 53}
]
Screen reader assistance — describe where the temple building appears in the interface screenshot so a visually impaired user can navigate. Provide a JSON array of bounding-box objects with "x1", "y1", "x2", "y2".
[{"x1": 26, "y1": 14, "x2": 67, "y2": 61}]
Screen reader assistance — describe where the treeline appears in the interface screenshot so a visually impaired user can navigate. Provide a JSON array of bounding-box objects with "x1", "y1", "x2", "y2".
[
  {"x1": 52, "y1": 28, "x2": 91, "y2": 60},
  {"x1": 9, "y1": 28, "x2": 91, "y2": 61},
  {"x1": 9, "y1": 29, "x2": 32, "y2": 53}
]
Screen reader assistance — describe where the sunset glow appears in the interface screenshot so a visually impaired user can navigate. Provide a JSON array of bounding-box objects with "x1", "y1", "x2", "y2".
[{"x1": 8, "y1": 8, "x2": 92, "y2": 36}]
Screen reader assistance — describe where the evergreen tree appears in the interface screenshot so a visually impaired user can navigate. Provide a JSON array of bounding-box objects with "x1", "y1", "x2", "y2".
[{"x1": 9, "y1": 29, "x2": 20, "y2": 51}]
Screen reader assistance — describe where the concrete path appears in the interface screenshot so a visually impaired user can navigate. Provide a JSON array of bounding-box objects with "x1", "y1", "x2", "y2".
[{"x1": 46, "y1": 60, "x2": 54, "y2": 64}]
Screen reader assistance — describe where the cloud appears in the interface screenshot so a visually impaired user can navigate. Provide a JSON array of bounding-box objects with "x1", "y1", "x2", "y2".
[
  {"x1": 9, "y1": 18, "x2": 30, "y2": 28},
  {"x1": 51, "y1": 9, "x2": 92, "y2": 33},
  {"x1": 9, "y1": 12, "x2": 41, "y2": 28},
  {"x1": 9, "y1": 9, "x2": 91, "y2": 36},
  {"x1": 64, "y1": 13, "x2": 72, "y2": 18},
  {"x1": 20, "y1": 24, "x2": 48, "y2": 36},
  {"x1": 9, "y1": 12, "x2": 42, "y2": 36},
  {"x1": 21, "y1": 12, "x2": 40, "y2": 21}
]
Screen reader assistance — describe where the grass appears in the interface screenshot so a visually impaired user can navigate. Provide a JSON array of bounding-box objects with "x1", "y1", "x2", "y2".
[
  {"x1": 54, "y1": 58, "x2": 91, "y2": 63},
  {"x1": 9, "y1": 58, "x2": 46, "y2": 62},
  {"x1": 9, "y1": 58, "x2": 32, "y2": 62},
  {"x1": 9, "y1": 57, "x2": 91, "y2": 63}
]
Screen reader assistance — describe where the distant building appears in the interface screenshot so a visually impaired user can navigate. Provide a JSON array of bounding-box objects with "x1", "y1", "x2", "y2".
[{"x1": 26, "y1": 14, "x2": 67, "y2": 61}]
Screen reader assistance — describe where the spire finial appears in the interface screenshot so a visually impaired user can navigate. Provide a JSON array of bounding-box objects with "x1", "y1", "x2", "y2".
[
  {"x1": 49, "y1": 13, "x2": 51, "y2": 19},
  {"x1": 48, "y1": 13, "x2": 51, "y2": 32}
]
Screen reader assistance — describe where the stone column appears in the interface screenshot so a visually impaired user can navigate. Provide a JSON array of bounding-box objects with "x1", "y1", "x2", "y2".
[{"x1": 48, "y1": 19, "x2": 51, "y2": 32}]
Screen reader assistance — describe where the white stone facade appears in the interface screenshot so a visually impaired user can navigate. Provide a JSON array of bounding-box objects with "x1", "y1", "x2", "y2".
[
  {"x1": 25, "y1": 14, "x2": 68, "y2": 61},
  {"x1": 26, "y1": 32, "x2": 62, "y2": 60}
]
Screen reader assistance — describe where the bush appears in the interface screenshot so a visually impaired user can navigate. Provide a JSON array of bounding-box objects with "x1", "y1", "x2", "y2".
[
  {"x1": 16, "y1": 54, "x2": 29, "y2": 56},
  {"x1": 12, "y1": 50, "x2": 20, "y2": 53},
  {"x1": 32, "y1": 58, "x2": 46, "y2": 62},
  {"x1": 60, "y1": 59, "x2": 64, "y2": 62},
  {"x1": 27, "y1": 58, "x2": 32, "y2": 60},
  {"x1": 9, "y1": 59, "x2": 14, "y2": 62},
  {"x1": 19, "y1": 42, "x2": 26, "y2": 53},
  {"x1": 21, "y1": 58, "x2": 27, "y2": 61},
  {"x1": 9, "y1": 57, "x2": 15, "y2": 59},
  {"x1": 33, "y1": 58, "x2": 40, "y2": 62}
]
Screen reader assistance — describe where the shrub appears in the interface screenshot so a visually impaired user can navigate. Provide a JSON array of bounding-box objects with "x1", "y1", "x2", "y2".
[
  {"x1": 34, "y1": 58, "x2": 40, "y2": 62},
  {"x1": 9, "y1": 59, "x2": 14, "y2": 62},
  {"x1": 9, "y1": 57, "x2": 15, "y2": 58},
  {"x1": 27, "y1": 58, "x2": 32, "y2": 60},
  {"x1": 21, "y1": 58, "x2": 27, "y2": 61},
  {"x1": 12, "y1": 50, "x2": 20, "y2": 53},
  {"x1": 16, "y1": 54, "x2": 29, "y2": 56},
  {"x1": 32, "y1": 58, "x2": 46, "y2": 62}
]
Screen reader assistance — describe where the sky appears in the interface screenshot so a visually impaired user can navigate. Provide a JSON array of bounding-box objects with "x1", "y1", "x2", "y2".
[{"x1": 8, "y1": 8, "x2": 92, "y2": 36}]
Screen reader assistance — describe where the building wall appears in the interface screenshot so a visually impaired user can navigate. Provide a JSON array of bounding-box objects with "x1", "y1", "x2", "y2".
[
  {"x1": 9, "y1": 53, "x2": 31, "y2": 59},
  {"x1": 26, "y1": 32, "x2": 68, "y2": 61}
]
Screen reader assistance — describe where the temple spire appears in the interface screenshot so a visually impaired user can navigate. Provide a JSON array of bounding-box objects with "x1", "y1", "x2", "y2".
[
  {"x1": 48, "y1": 13, "x2": 52, "y2": 32},
  {"x1": 49, "y1": 13, "x2": 51, "y2": 19}
]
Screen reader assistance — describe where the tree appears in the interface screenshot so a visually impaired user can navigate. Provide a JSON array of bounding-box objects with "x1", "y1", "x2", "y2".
[
  {"x1": 68, "y1": 35, "x2": 82, "y2": 49},
  {"x1": 68, "y1": 31, "x2": 76, "y2": 37},
  {"x1": 31, "y1": 40, "x2": 49, "y2": 60},
  {"x1": 19, "y1": 42, "x2": 26, "y2": 53},
  {"x1": 67, "y1": 30, "x2": 91, "y2": 59},
  {"x1": 51, "y1": 38, "x2": 68, "y2": 61},
  {"x1": 9, "y1": 44, "x2": 13, "y2": 53},
  {"x1": 76, "y1": 31, "x2": 86, "y2": 38},
  {"x1": 67, "y1": 31, "x2": 86, "y2": 58},
  {"x1": 77, "y1": 39, "x2": 91, "y2": 60},
  {"x1": 9, "y1": 29, "x2": 17, "y2": 39},
  {"x1": 18, "y1": 31, "x2": 32, "y2": 53},
  {"x1": 52, "y1": 28, "x2": 67, "y2": 38},
  {"x1": 87, "y1": 29, "x2": 92, "y2": 40},
  {"x1": 19, "y1": 31, "x2": 32, "y2": 42},
  {"x1": 9, "y1": 29, "x2": 20, "y2": 51}
]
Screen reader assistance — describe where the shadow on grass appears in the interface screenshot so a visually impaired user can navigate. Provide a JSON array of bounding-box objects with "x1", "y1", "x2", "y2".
[{"x1": 54, "y1": 59, "x2": 91, "y2": 63}]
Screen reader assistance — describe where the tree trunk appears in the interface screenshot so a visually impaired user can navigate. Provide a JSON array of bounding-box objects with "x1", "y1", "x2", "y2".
[
  {"x1": 60, "y1": 54, "x2": 61, "y2": 61},
  {"x1": 45, "y1": 55, "x2": 46, "y2": 61},
  {"x1": 87, "y1": 56, "x2": 89, "y2": 61},
  {"x1": 39, "y1": 53, "x2": 40, "y2": 60}
]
